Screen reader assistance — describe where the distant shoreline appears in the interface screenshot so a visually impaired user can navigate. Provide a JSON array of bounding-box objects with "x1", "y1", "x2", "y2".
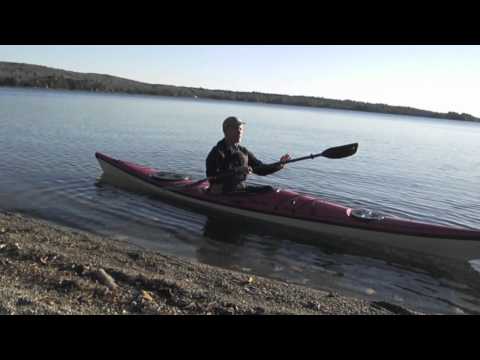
[
  {"x1": 4, "y1": 85, "x2": 476, "y2": 126},
  {"x1": 1, "y1": 60, "x2": 478, "y2": 123}
]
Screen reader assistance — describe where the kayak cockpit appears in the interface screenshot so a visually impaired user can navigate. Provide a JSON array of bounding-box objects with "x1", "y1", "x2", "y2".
[{"x1": 347, "y1": 208, "x2": 386, "y2": 221}]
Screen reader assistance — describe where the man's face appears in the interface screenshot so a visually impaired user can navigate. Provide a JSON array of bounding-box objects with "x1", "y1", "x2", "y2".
[{"x1": 224, "y1": 124, "x2": 244, "y2": 144}]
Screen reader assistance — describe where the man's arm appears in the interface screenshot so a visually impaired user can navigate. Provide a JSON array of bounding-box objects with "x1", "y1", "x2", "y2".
[{"x1": 246, "y1": 149, "x2": 283, "y2": 176}]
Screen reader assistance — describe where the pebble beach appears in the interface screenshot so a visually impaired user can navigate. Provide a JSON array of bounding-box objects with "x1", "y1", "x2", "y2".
[{"x1": 0, "y1": 211, "x2": 423, "y2": 315}]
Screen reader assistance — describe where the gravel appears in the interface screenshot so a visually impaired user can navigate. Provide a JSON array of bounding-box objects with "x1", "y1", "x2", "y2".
[{"x1": 0, "y1": 211, "x2": 422, "y2": 315}]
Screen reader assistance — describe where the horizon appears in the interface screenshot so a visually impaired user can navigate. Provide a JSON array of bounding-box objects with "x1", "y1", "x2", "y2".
[{"x1": 1, "y1": 45, "x2": 479, "y2": 117}]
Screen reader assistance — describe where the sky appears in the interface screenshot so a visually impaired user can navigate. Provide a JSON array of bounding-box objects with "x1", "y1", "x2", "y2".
[{"x1": 1, "y1": 45, "x2": 479, "y2": 116}]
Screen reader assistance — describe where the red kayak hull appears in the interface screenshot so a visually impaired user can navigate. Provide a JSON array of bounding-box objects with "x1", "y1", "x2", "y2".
[{"x1": 95, "y1": 152, "x2": 480, "y2": 263}]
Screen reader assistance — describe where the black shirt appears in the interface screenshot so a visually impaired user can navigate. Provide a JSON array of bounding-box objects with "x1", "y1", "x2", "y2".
[{"x1": 206, "y1": 139, "x2": 282, "y2": 193}]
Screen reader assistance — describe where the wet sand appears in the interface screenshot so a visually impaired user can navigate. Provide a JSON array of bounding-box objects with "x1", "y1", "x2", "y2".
[{"x1": 0, "y1": 211, "x2": 421, "y2": 315}]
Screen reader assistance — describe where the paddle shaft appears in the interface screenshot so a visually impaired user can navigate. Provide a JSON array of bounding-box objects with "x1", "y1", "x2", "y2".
[{"x1": 265, "y1": 152, "x2": 324, "y2": 168}]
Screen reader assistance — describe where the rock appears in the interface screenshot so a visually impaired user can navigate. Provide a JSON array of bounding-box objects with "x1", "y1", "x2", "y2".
[
  {"x1": 128, "y1": 252, "x2": 141, "y2": 261},
  {"x1": 77, "y1": 295, "x2": 88, "y2": 304},
  {"x1": 365, "y1": 288, "x2": 376, "y2": 295},
  {"x1": 254, "y1": 306, "x2": 266, "y2": 314},
  {"x1": 16, "y1": 297, "x2": 33, "y2": 306},
  {"x1": 173, "y1": 298, "x2": 190, "y2": 308},
  {"x1": 94, "y1": 268, "x2": 119, "y2": 290},
  {"x1": 184, "y1": 302, "x2": 197, "y2": 310},
  {"x1": 371, "y1": 301, "x2": 414, "y2": 315},
  {"x1": 306, "y1": 301, "x2": 322, "y2": 311},
  {"x1": 141, "y1": 290, "x2": 154, "y2": 302},
  {"x1": 244, "y1": 286, "x2": 257, "y2": 295},
  {"x1": 58, "y1": 279, "x2": 82, "y2": 293}
]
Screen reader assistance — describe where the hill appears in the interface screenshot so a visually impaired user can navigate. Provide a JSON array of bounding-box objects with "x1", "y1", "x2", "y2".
[{"x1": 0, "y1": 61, "x2": 478, "y2": 122}]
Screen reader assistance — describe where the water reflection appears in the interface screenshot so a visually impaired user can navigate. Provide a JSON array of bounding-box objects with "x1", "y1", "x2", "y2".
[
  {"x1": 203, "y1": 215, "x2": 246, "y2": 245},
  {"x1": 198, "y1": 215, "x2": 268, "y2": 270}
]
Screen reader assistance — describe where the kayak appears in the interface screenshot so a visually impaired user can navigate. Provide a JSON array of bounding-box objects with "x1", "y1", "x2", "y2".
[{"x1": 95, "y1": 152, "x2": 480, "y2": 264}]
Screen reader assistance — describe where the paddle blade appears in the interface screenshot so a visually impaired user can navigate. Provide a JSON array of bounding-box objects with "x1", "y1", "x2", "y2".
[{"x1": 321, "y1": 143, "x2": 358, "y2": 159}]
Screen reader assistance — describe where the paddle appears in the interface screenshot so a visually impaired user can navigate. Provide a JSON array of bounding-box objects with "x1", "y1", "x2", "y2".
[
  {"x1": 164, "y1": 143, "x2": 359, "y2": 189},
  {"x1": 262, "y1": 142, "x2": 359, "y2": 167}
]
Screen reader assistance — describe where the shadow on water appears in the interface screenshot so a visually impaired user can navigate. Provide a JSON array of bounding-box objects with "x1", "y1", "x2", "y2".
[
  {"x1": 198, "y1": 214, "x2": 296, "y2": 268},
  {"x1": 203, "y1": 215, "x2": 246, "y2": 245},
  {"x1": 196, "y1": 215, "x2": 252, "y2": 269}
]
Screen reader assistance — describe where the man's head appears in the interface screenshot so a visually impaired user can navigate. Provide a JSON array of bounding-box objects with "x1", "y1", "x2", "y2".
[{"x1": 223, "y1": 116, "x2": 245, "y2": 145}]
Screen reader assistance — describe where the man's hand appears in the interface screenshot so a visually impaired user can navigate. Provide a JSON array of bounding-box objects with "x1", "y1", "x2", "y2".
[{"x1": 279, "y1": 154, "x2": 291, "y2": 168}]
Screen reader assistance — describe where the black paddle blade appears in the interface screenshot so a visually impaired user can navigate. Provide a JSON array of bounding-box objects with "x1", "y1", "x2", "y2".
[{"x1": 321, "y1": 143, "x2": 358, "y2": 159}]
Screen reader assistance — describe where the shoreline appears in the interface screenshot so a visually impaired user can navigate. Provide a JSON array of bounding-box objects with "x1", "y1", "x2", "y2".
[
  {"x1": 0, "y1": 210, "x2": 422, "y2": 315},
  {"x1": 1, "y1": 59, "x2": 479, "y2": 122},
  {"x1": 2, "y1": 84, "x2": 478, "y2": 124}
]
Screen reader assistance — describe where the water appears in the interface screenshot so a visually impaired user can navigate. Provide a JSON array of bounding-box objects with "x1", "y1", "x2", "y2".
[{"x1": 1, "y1": 86, "x2": 480, "y2": 314}]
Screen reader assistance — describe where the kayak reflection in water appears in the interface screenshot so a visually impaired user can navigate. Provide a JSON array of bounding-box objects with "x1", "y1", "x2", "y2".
[
  {"x1": 206, "y1": 116, "x2": 291, "y2": 195},
  {"x1": 203, "y1": 216, "x2": 246, "y2": 245}
]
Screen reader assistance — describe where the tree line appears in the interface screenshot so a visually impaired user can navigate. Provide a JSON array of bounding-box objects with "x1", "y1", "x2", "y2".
[{"x1": 0, "y1": 61, "x2": 477, "y2": 122}]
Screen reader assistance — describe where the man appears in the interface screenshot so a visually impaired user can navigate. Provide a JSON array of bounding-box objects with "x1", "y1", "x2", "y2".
[{"x1": 206, "y1": 116, "x2": 291, "y2": 194}]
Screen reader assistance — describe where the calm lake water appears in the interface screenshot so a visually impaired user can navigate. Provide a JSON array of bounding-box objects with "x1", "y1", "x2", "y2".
[{"x1": 1, "y1": 86, "x2": 480, "y2": 314}]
